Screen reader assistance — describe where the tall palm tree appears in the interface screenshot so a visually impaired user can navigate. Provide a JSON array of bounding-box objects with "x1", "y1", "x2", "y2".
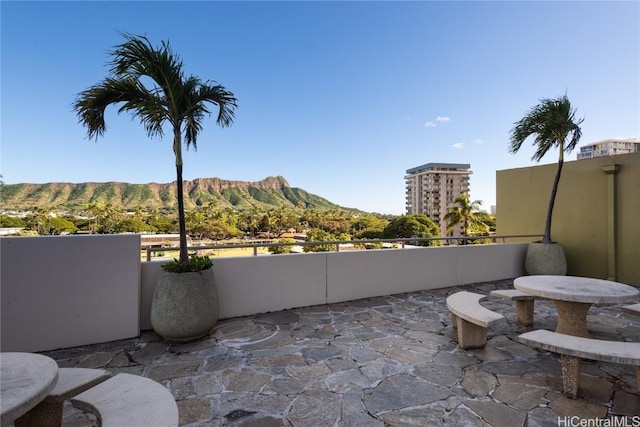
[
  {"x1": 74, "y1": 33, "x2": 237, "y2": 265},
  {"x1": 509, "y1": 95, "x2": 583, "y2": 244},
  {"x1": 443, "y1": 194, "x2": 488, "y2": 243}
]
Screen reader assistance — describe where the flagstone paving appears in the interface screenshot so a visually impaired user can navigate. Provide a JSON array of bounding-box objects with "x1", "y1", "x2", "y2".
[{"x1": 43, "y1": 279, "x2": 640, "y2": 426}]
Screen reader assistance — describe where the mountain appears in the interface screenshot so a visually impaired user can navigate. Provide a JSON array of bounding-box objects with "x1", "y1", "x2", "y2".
[{"x1": 0, "y1": 176, "x2": 345, "y2": 212}]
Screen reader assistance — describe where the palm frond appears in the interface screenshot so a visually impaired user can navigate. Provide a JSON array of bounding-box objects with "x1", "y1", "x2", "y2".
[
  {"x1": 74, "y1": 77, "x2": 166, "y2": 140},
  {"x1": 74, "y1": 79, "x2": 123, "y2": 140},
  {"x1": 197, "y1": 82, "x2": 238, "y2": 126},
  {"x1": 181, "y1": 78, "x2": 238, "y2": 148},
  {"x1": 109, "y1": 33, "x2": 184, "y2": 92},
  {"x1": 508, "y1": 94, "x2": 583, "y2": 162}
]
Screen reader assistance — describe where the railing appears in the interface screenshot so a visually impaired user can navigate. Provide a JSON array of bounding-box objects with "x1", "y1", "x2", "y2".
[{"x1": 145, "y1": 234, "x2": 542, "y2": 261}]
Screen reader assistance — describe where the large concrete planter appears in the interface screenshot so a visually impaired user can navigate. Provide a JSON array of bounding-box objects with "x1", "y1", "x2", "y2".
[
  {"x1": 150, "y1": 269, "x2": 219, "y2": 342},
  {"x1": 525, "y1": 242, "x2": 567, "y2": 275}
]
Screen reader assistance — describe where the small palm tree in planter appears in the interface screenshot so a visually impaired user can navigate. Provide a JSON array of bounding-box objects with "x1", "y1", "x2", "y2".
[
  {"x1": 74, "y1": 33, "x2": 237, "y2": 341},
  {"x1": 443, "y1": 193, "x2": 489, "y2": 245},
  {"x1": 509, "y1": 94, "x2": 583, "y2": 275}
]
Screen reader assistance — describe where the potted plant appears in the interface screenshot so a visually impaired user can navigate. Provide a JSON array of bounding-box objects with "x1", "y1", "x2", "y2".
[
  {"x1": 509, "y1": 94, "x2": 583, "y2": 275},
  {"x1": 150, "y1": 254, "x2": 219, "y2": 342},
  {"x1": 74, "y1": 33, "x2": 237, "y2": 341}
]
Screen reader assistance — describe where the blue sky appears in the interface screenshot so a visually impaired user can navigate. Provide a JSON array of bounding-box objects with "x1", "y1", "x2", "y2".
[{"x1": 2, "y1": 1, "x2": 638, "y2": 214}]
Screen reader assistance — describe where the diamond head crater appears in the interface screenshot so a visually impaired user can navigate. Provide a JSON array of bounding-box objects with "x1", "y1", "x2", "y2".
[{"x1": 1, "y1": 176, "x2": 346, "y2": 212}]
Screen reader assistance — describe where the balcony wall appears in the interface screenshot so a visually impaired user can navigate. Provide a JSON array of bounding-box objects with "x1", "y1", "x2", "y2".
[
  {"x1": 140, "y1": 253, "x2": 328, "y2": 330},
  {"x1": 2, "y1": 235, "x2": 527, "y2": 351},
  {"x1": 140, "y1": 243, "x2": 528, "y2": 329},
  {"x1": 1, "y1": 235, "x2": 141, "y2": 352}
]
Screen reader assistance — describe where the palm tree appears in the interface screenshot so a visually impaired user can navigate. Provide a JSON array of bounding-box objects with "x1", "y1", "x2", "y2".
[
  {"x1": 74, "y1": 33, "x2": 237, "y2": 265},
  {"x1": 443, "y1": 194, "x2": 489, "y2": 244},
  {"x1": 509, "y1": 94, "x2": 583, "y2": 244}
]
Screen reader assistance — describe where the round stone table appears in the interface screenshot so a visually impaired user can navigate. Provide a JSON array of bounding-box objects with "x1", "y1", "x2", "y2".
[
  {"x1": 1, "y1": 352, "x2": 58, "y2": 426},
  {"x1": 514, "y1": 275, "x2": 640, "y2": 337}
]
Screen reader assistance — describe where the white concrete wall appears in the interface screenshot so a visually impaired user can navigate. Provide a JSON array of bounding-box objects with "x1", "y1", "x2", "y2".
[
  {"x1": 456, "y1": 244, "x2": 528, "y2": 284},
  {"x1": 326, "y1": 247, "x2": 458, "y2": 303},
  {"x1": 1, "y1": 235, "x2": 140, "y2": 352},
  {"x1": 1, "y1": 236, "x2": 527, "y2": 351},
  {"x1": 140, "y1": 253, "x2": 327, "y2": 329},
  {"x1": 326, "y1": 244, "x2": 528, "y2": 303},
  {"x1": 213, "y1": 253, "x2": 328, "y2": 319},
  {"x1": 140, "y1": 243, "x2": 527, "y2": 328}
]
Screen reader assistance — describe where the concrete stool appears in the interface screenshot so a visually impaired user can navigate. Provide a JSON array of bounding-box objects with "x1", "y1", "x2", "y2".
[
  {"x1": 621, "y1": 303, "x2": 640, "y2": 316},
  {"x1": 71, "y1": 373, "x2": 179, "y2": 427},
  {"x1": 490, "y1": 289, "x2": 546, "y2": 327},
  {"x1": 15, "y1": 368, "x2": 111, "y2": 427}
]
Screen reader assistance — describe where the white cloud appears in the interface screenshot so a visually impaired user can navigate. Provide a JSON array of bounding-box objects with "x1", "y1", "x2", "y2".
[
  {"x1": 471, "y1": 139, "x2": 484, "y2": 144},
  {"x1": 425, "y1": 116, "x2": 451, "y2": 128},
  {"x1": 452, "y1": 142, "x2": 465, "y2": 149}
]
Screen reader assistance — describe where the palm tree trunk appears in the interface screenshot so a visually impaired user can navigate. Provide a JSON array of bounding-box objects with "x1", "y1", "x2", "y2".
[
  {"x1": 173, "y1": 127, "x2": 189, "y2": 264},
  {"x1": 176, "y1": 164, "x2": 189, "y2": 264},
  {"x1": 543, "y1": 159, "x2": 563, "y2": 243},
  {"x1": 463, "y1": 218, "x2": 469, "y2": 245}
]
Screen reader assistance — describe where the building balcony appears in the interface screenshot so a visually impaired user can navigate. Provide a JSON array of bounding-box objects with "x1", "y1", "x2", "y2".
[{"x1": 1, "y1": 235, "x2": 638, "y2": 425}]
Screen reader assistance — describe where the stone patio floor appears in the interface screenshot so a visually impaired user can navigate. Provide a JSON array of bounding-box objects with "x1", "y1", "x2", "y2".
[{"x1": 43, "y1": 279, "x2": 640, "y2": 427}]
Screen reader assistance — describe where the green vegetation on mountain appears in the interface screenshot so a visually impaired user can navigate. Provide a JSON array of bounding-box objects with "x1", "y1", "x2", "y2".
[
  {"x1": 1, "y1": 176, "x2": 344, "y2": 212},
  {"x1": 221, "y1": 187, "x2": 245, "y2": 207}
]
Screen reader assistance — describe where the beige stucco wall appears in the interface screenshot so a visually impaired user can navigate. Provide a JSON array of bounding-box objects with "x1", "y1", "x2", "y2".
[{"x1": 496, "y1": 151, "x2": 640, "y2": 285}]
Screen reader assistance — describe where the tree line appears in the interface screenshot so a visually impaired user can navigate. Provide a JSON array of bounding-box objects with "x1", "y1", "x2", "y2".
[{"x1": 1, "y1": 197, "x2": 496, "y2": 247}]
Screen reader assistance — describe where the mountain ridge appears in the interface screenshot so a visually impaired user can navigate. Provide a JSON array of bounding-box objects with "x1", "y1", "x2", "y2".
[{"x1": 1, "y1": 176, "x2": 346, "y2": 212}]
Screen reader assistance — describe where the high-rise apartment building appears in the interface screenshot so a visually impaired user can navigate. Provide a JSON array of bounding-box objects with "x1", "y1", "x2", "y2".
[
  {"x1": 576, "y1": 138, "x2": 640, "y2": 160},
  {"x1": 405, "y1": 163, "x2": 471, "y2": 238}
]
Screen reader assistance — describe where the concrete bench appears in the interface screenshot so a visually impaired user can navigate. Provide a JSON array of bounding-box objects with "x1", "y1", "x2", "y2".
[
  {"x1": 15, "y1": 368, "x2": 111, "y2": 427},
  {"x1": 517, "y1": 329, "x2": 640, "y2": 399},
  {"x1": 71, "y1": 373, "x2": 179, "y2": 427},
  {"x1": 621, "y1": 303, "x2": 640, "y2": 316},
  {"x1": 446, "y1": 291, "x2": 505, "y2": 349},
  {"x1": 490, "y1": 289, "x2": 547, "y2": 327}
]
